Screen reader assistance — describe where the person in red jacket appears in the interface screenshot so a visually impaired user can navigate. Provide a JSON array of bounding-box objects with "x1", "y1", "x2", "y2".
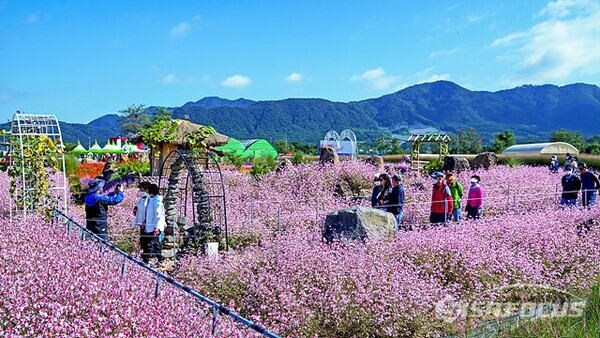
[{"x1": 430, "y1": 172, "x2": 453, "y2": 225}]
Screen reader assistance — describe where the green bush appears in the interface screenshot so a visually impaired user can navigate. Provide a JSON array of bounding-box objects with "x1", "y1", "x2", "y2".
[
  {"x1": 424, "y1": 159, "x2": 443, "y2": 175},
  {"x1": 291, "y1": 152, "x2": 309, "y2": 165},
  {"x1": 250, "y1": 157, "x2": 276, "y2": 178},
  {"x1": 505, "y1": 156, "x2": 523, "y2": 168},
  {"x1": 224, "y1": 153, "x2": 244, "y2": 168},
  {"x1": 115, "y1": 161, "x2": 150, "y2": 177}
]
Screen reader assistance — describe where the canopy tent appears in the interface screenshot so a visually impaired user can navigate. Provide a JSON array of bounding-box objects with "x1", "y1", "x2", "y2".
[
  {"x1": 88, "y1": 141, "x2": 104, "y2": 154},
  {"x1": 241, "y1": 139, "x2": 278, "y2": 159},
  {"x1": 70, "y1": 141, "x2": 88, "y2": 155},
  {"x1": 100, "y1": 140, "x2": 124, "y2": 154},
  {"x1": 216, "y1": 138, "x2": 245, "y2": 156}
]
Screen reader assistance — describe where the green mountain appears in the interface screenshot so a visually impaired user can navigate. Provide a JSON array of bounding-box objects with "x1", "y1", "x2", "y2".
[{"x1": 4, "y1": 81, "x2": 600, "y2": 144}]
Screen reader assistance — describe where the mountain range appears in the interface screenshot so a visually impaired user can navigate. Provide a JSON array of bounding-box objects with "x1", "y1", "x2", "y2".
[{"x1": 4, "y1": 81, "x2": 600, "y2": 145}]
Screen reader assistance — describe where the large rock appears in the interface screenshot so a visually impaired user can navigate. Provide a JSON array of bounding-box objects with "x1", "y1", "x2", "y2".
[
  {"x1": 442, "y1": 156, "x2": 471, "y2": 172},
  {"x1": 366, "y1": 155, "x2": 384, "y2": 170},
  {"x1": 319, "y1": 146, "x2": 340, "y2": 166},
  {"x1": 323, "y1": 206, "x2": 397, "y2": 242},
  {"x1": 472, "y1": 152, "x2": 498, "y2": 169}
]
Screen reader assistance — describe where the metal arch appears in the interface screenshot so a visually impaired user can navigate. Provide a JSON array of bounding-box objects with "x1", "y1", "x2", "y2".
[
  {"x1": 158, "y1": 149, "x2": 228, "y2": 255},
  {"x1": 9, "y1": 113, "x2": 68, "y2": 219},
  {"x1": 323, "y1": 130, "x2": 341, "y2": 149},
  {"x1": 339, "y1": 129, "x2": 357, "y2": 159}
]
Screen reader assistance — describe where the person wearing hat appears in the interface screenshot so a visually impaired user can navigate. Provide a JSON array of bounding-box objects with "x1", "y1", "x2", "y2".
[
  {"x1": 430, "y1": 171, "x2": 453, "y2": 225},
  {"x1": 560, "y1": 165, "x2": 580, "y2": 207},
  {"x1": 388, "y1": 174, "x2": 405, "y2": 229},
  {"x1": 84, "y1": 177, "x2": 125, "y2": 241},
  {"x1": 371, "y1": 173, "x2": 383, "y2": 208},
  {"x1": 446, "y1": 173, "x2": 464, "y2": 222},
  {"x1": 579, "y1": 163, "x2": 600, "y2": 208},
  {"x1": 549, "y1": 155, "x2": 559, "y2": 174},
  {"x1": 465, "y1": 175, "x2": 483, "y2": 220}
]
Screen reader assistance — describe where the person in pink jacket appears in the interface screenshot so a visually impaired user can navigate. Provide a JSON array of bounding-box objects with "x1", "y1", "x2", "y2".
[{"x1": 466, "y1": 175, "x2": 483, "y2": 220}]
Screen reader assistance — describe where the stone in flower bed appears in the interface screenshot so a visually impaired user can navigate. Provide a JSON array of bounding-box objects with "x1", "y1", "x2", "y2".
[
  {"x1": 472, "y1": 152, "x2": 498, "y2": 169},
  {"x1": 323, "y1": 205, "x2": 396, "y2": 242}
]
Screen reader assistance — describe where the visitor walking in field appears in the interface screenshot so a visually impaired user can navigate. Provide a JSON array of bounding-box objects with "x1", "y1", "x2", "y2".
[
  {"x1": 560, "y1": 165, "x2": 580, "y2": 207},
  {"x1": 387, "y1": 174, "x2": 405, "y2": 230},
  {"x1": 430, "y1": 172, "x2": 453, "y2": 225},
  {"x1": 446, "y1": 173, "x2": 463, "y2": 222},
  {"x1": 579, "y1": 163, "x2": 600, "y2": 208},
  {"x1": 84, "y1": 178, "x2": 125, "y2": 241},
  {"x1": 465, "y1": 175, "x2": 483, "y2": 220},
  {"x1": 142, "y1": 183, "x2": 166, "y2": 266},
  {"x1": 371, "y1": 173, "x2": 382, "y2": 208}
]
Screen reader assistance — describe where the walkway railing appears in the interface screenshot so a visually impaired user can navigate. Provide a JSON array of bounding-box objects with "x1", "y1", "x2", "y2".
[{"x1": 51, "y1": 208, "x2": 280, "y2": 338}]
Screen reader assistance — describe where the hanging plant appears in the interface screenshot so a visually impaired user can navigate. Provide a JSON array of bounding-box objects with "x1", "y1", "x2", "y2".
[{"x1": 8, "y1": 134, "x2": 62, "y2": 217}]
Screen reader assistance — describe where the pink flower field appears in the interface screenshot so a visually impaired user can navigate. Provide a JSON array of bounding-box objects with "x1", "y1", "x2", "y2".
[{"x1": 2, "y1": 161, "x2": 600, "y2": 337}]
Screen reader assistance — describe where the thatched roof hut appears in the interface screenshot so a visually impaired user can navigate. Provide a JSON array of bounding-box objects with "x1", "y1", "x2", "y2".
[
  {"x1": 134, "y1": 119, "x2": 229, "y2": 175},
  {"x1": 169, "y1": 119, "x2": 229, "y2": 147}
]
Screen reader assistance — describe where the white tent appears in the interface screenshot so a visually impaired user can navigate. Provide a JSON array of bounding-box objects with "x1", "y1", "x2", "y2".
[{"x1": 502, "y1": 142, "x2": 579, "y2": 155}]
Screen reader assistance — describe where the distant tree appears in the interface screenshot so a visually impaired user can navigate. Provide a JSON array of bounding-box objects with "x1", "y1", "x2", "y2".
[
  {"x1": 585, "y1": 143, "x2": 600, "y2": 155},
  {"x1": 550, "y1": 129, "x2": 585, "y2": 151},
  {"x1": 491, "y1": 129, "x2": 516, "y2": 153},
  {"x1": 274, "y1": 139, "x2": 290, "y2": 153},
  {"x1": 375, "y1": 134, "x2": 403, "y2": 155},
  {"x1": 454, "y1": 128, "x2": 483, "y2": 154},
  {"x1": 118, "y1": 104, "x2": 150, "y2": 135}
]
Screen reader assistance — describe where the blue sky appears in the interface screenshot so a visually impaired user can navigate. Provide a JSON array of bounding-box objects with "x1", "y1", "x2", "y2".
[{"x1": 1, "y1": 0, "x2": 600, "y2": 123}]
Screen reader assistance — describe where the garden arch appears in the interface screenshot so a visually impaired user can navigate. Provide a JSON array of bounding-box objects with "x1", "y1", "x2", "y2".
[
  {"x1": 407, "y1": 133, "x2": 451, "y2": 171},
  {"x1": 8, "y1": 113, "x2": 68, "y2": 218},
  {"x1": 158, "y1": 149, "x2": 228, "y2": 258}
]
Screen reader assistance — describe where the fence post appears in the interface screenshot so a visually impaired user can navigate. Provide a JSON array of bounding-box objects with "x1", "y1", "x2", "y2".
[
  {"x1": 506, "y1": 187, "x2": 511, "y2": 213},
  {"x1": 211, "y1": 306, "x2": 219, "y2": 335},
  {"x1": 154, "y1": 276, "x2": 161, "y2": 299},
  {"x1": 250, "y1": 200, "x2": 254, "y2": 227},
  {"x1": 277, "y1": 204, "x2": 281, "y2": 232},
  {"x1": 121, "y1": 256, "x2": 127, "y2": 276}
]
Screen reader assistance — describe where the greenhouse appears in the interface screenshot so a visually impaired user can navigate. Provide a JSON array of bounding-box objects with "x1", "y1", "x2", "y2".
[
  {"x1": 240, "y1": 139, "x2": 278, "y2": 159},
  {"x1": 216, "y1": 138, "x2": 245, "y2": 156},
  {"x1": 502, "y1": 142, "x2": 579, "y2": 155}
]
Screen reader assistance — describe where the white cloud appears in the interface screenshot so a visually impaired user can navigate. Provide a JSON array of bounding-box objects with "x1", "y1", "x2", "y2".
[
  {"x1": 161, "y1": 74, "x2": 178, "y2": 84},
  {"x1": 350, "y1": 67, "x2": 401, "y2": 90},
  {"x1": 429, "y1": 48, "x2": 459, "y2": 58},
  {"x1": 284, "y1": 72, "x2": 303, "y2": 83},
  {"x1": 466, "y1": 14, "x2": 485, "y2": 24},
  {"x1": 492, "y1": 0, "x2": 600, "y2": 84},
  {"x1": 170, "y1": 22, "x2": 190, "y2": 38},
  {"x1": 220, "y1": 75, "x2": 252, "y2": 88}
]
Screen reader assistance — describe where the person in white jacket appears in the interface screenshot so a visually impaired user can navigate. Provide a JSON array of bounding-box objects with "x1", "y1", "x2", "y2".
[
  {"x1": 131, "y1": 181, "x2": 150, "y2": 248},
  {"x1": 142, "y1": 183, "x2": 166, "y2": 265}
]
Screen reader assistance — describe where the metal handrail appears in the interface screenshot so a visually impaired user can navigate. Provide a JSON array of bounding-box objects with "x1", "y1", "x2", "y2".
[{"x1": 51, "y1": 208, "x2": 280, "y2": 338}]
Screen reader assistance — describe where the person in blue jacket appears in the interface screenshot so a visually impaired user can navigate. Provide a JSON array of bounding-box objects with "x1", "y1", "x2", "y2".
[
  {"x1": 387, "y1": 174, "x2": 405, "y2": 230},
  {"x1": 85, "y1": 177, "x2": 125, "y2": 241},
  {"x1": 579, "y1": 163, "x2": 600, "y2": 208},
  {"x1": 371, "y1": 173, "x2": 382, "y2": 208}
]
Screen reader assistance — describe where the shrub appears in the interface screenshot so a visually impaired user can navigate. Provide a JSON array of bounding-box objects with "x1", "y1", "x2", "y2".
[
  {"x1": 114, "y1": 160, "x2": 150, "y2": 177},
  {"x1": 250, "y1": 157, "x2": 276, "y2": 178},
  {"x1": 424, "y1": 159, "x2": 443, "y2": 174},
  {"x1": 505, "y1": 156, "x2": 523, "y2": 168},
  {"x1": 291, "y1": 152, "x2": 309, "y2": 165}
]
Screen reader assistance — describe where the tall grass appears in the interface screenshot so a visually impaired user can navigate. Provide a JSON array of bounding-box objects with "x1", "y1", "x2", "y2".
[{"x1": 505, "y1": 285, "x2": 600, "y2": 338}]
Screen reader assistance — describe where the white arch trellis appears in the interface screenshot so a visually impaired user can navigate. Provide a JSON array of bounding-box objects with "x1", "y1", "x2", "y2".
[
  {"x1": 322, "y1": 129, "x2": 357, "y2": 159},
  {"x1": 9, "y1": 113, "x2": 68, "y2": 218}
]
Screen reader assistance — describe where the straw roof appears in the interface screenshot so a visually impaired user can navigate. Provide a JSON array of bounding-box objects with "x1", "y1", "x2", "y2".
[{"x1": 169, "y1": 119, "x2": 229, "y2": 146}]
